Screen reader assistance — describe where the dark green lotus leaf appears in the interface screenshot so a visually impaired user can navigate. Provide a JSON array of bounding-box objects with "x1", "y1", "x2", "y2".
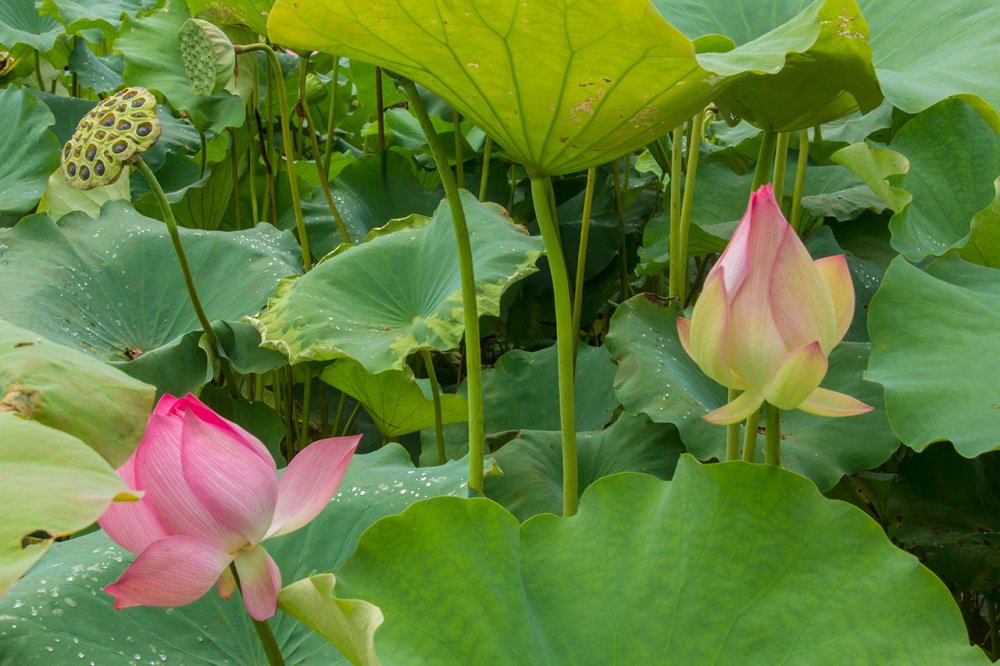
[
  {"x1": 37, "y1": 168, "x2": 131, "y2": 221},
  {"x1": 0, "y1": 0, "x2": 62, "y2": 52},
  {"x1": 0, "y1": 202, "x2": 301, "y2": 393},
  {"x1": 0, "y1": 86, "x2": 60, "y2": 217},
  {"x1": 135, "y1": 159, "x2": 233, "y2": 231},
  {"x1": 39, "y1": 0, "x2": 158, "y2": 44},
  {"x1": 326, "y1": 457, "x2": 985, "y2": 664},
  {"x1": 0, "y1": 319, "x2": 154, "y2": 467},
  {"x1": 960, "y1": 178, "x2": 1000, "y2": 269},
  {"x1": 885, "y1": 99, "x2": 1000, "y2": 261},
  {"x1": 213, "y1": 320, "x2": 287, "y2": 376},
  {"x1": 606, "y1": 296, "x2": 897, "y2": 490},
  {"x1": 68, "y1": 39, "x2": 124, "y2": 94},
  {"x1": 118, "y1": 0, "x2": 245, "y2": 133},
  {"x1": 857, "y1": 0, "x2": 1000, "y2": 130},
  {"x1": 253, "y1": 190, "x2": 544, "y2": 372},
  {"x1": 888, "y1": 443, "x2": 1000, "y2": 602},
  {"x1": 485, "y1": 412, "x2": 683, "y2": 520},
  {"x1": 0, "y1": 444, "x2": 475, "y2": 664},
  {"x1": 867, "y1": 255, "x2": 1000, "y2": 457}
]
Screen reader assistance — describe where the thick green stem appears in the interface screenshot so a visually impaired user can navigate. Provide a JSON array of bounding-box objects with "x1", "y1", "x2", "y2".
[
  {"x1": 453, "y1": 113, "x2": 465, "y2": 189},
  {"x1": 133, "y1": 157, "x2": 236, "y2": 391},
  {"x1": 771, "y1": 131, "x2": 790, "y2": 204},
  {"x1": 322, "y1": 55, "x2": 340, "y2": 173},
  {"x1": 33, "y1": 49, "x2": 45, "y2": 90},
  {"x1": 764, "y1": 402, "x2": 781, "y2": 466},
  {"x1": 227, "y1": 128, "x2": 243, "y2": 230},
  {"x1": 401, "y1": 79, "x2": 485, "y2": 493},
  {"x1": 236, "y1": 44, "x2": 312, "y2": 269},
  {"x1": 478, "y1": 136, "x2": 493, "y2": 201},
  {"x1": 422, "y1": 350, "x2": 447, "y2": 465},
  {"x1": 789, "y1": 129, "x2": 810, "y2": 234},
  {"x1": 375, "y1": 67, "x2": 385, "y2": 152},
  {"x1": 331, "y1": 390, "x2": 346, "y2": 436},
  {"x1": 297, "y1": 366, "x2": 312, "y2": 455},
  {"x1": 529, "y1": 175, "x2": 579, "y2": 516},
  {"x1": 229, "y1": 563, "x2": 285, "y2": 666},
  {"x1": 675, "y1": 111, "x2": 705, "y2": 303},
  {"x1": 198, "y1": 129, "x2": 207, "y2": 181},
  {"x1": 572, "y1": 167, "x2": 597, "y2": 348},
  {"x1": 741, "y1": 409, "x2": 760, "y2": 462},
  {"x1": 751, "y1": 131, "x2": 778, "y2": 190},
  {"x1": 667, "y1": 125, "x2": 684, "y2": 298},
  {"x1": 612, "y1": 159, "x2": 628, "y2": 302},
  {"x1": 247, "y1": 122, "x2": 260, "y2": 224},
  {"x1": 725, "y1": 387, "x2": 741, "y2": 461},
  {"x1": 340, "y1": 400, "x2": 362, "y2": 437}
]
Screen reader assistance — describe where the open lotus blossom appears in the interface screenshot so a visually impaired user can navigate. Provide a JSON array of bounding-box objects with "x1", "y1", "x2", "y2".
[
  {"x1": 677, "y1": 185, "x2": 873, "y2": 425},
  {"x1": 98, "y1": 394, "x2": 360, "y2": 620}
]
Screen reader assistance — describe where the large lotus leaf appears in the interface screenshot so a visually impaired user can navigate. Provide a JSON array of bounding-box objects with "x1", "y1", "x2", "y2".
[
  {"x1": 605, "y1": 296, "x2": 897, "y2": 490},
  {"x1": 867, "y1": 255, "x2": 1000, "y2": 457},
  {"x1": 0, "y1": 202, "x2": 301, "y2": 392},
  {"x1": 321, "y1": 359, "x2": 468, "y2": 439},
  {"x1": 0, "y1": 319, "x2": 153, "y2": 467},
  {"x1": 0, "y1": 86, "x2": 60, "y2": 217},
  {"x1": 960, "y1": 178, "x2": 1000, "y2": 269},
  {"x1": 656, "y1": 0, "x2": 882, "y2": 131},
  {"x1": 0, "y1": 444, "x2": 476, "y2": 664},
  {"x1": 268, "y1": 0, "x2": 732, "y2": 176},
  {"x1": 253, "y1": 190, "x2": 543, "y2": 371},
  {"x1": 885, "y1": 99, "x2": 1000, "y2": 261},
  {"x1": 887, "y1": 443, "x2": 1000, "y2": 602},
  {"x1": 830, "y1": 141, "x2": 912, "y2": 213},
  {"x1": 0, "y1": 0, "x2": 62, "y2": 52},
  {"x1": 39, "y1": 0, "x2": 158, "y2": 43},
  {"x1": 118, "y1": 0, "x2": 245, "y2": 132},
  {"x1": 326, "y1": 457, "x2": 985, "y2": 664},
  {"x1": 485, "y1": 412, "x2": 683, "y2": 520},
  {"x1": 858, "y1": 0, "x2": 1000, "y2": 130},
  {"x1": 189, "y1": 0, "x2": 275, "y2": 36},
  {"x1": 0, "y1": 414, "x2": 137, "y2": 598},
  {"x1": 68, "y1": 38, "x2": 124, "y2": 93},
  {"x1": 37, "y1": 168, "x2": 130, "y2": 221}
]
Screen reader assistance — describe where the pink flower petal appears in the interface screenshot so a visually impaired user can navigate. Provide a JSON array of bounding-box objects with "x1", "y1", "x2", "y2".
[
  {"x1": 98, "y1": 455, "x2": 171, "y2": 554},
  {"x1": 762, "y1": 341, "x2": 828, "y2": 410},
  {"x1": 798, "y1": 387, "x2": 874, "y2": 418},
  {"x1": 767, "y1": 229, "x2": 837, "y2": 352},
  {"x1": 180, "y1": 406, "x2": 278, "y2": 547},
  {"x1": 266, "y1": 435, "x2": 361, "y2": 539},
  {"x1": 217, "y1": 566, "x2": 237, "y2": 600},
  {"x1": 104, "y1": 535, "x2": 232, "y2": 610},
  {"x1": 233, "y1": 545, "x2": 282, "y2": 620},
  {"x1": 676, "y1": 317, "x2": 693, "y2": 359},
  {"x1": 687, "y1": 269, "x2": 739, "y2": 388},
  {"x1": 814, "y1": 255, "x2": 855, "y2": 344},
  {"x1": 703, "y1": 390, "x2": 764, "y2": 425}
]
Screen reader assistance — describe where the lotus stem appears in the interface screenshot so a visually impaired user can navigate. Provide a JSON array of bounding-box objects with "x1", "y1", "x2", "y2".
[
  {"x1": 790, "y1": 129, "x2": 810, "y2": 234},
  {"x1": 667, "y1": 124, "x2": 684, "y2": 298},
  {"x1": 741, "y1": 409, "x2": 759, "y2": 463},
  {"x1": 454, "y1": 113, "x2": 465, "y2": 189},
  {"x1": 236, "y1": 44, "x2": 313, "y2": 270},
  {"x1": 230, "y1": 563, "x2": 285, "y2": 666},
  {"x1": 771, "y1": 132, "x2": 790, "y2": 205},
  {"x1": 375, "y1": 67, "x2": 385, "y2": 152},
  {"x1": 675, "y1": 110, "x2": 705, "y2": 303},
  {"x1": 572, "y1": 167, "x2": 597, "y2": 352},
  {"x1": 401, "y1": 78, "x2": 486, "y2": 493},
  {"x1": 529, "y1": 175, "x2": 579, "y2": 516},
  {"x1": 751, "y1": 131, "x2": 778, "y2": 190},
  {"x1": 726, "y1": 388, "x2": 742, "y2": 461},
  {"x1": 297, "y1": 366, "x2": 312, "y2": 456},
  {"x1": 423, "y1": 350, "x2": 447, "y2": 465},
  {"x1": 227, "y1": 128, "x2": 243, "y2": 230},
  {"x1": 133, "y1": 157, "x2": 237, "y2": 393},
  {"x1": 479, "y1": 136, "x2": 493, "y2": 201},
  {"x1": 764, "y1": 402, "x2": 781, "y2": 466},
  {"x1": 322, "y1": 54, "x2": 340, "y2": 173}
]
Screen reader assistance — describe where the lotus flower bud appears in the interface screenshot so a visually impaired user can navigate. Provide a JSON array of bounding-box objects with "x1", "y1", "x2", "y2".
[
  {"x1": 676, "y1": 185, "x2": 872, "y2": 424},
  {"x1": 178, "y1": 18, "x2": 236, "y2": 97}
]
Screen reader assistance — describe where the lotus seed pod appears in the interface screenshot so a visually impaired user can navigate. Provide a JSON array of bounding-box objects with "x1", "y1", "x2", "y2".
[
  {"x1": 61, "y1": 87, "x2": 162, "y2": 190},
  {"x1": 178, "y1": 18, "x2": 236, "y2": 97}
]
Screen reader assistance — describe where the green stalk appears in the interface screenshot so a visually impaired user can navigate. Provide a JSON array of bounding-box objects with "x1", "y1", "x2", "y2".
[
  {"x1": 741, "y1": 409, "x2": 760, "y2": 462},
  {"x1": 667, "y1": 125, "x2": 684, "y2": 298},
  {"x1": 529, "y1": 175, "x2": 579, "y2": 516},
  {"x1": 375, "y1": 67, "x2": 385, "y2": 152},
  {"x1": 478, "y1": 136, "x2": 493, "y2": 201},
  {"x1": 133, "y1": 157, "x2": 236, "y2": 392},
  {"x1": 675, "y1": 111, "x2": 705, "y2": 303},
  {"x1": 331, "y1": 390, "x2": 346, "y2": 436},
  {"x1": 340, "y1": 400, "x2": 362, "y2": 437},
  {"x1": 198, "y1": 129, "x2": 207, "y2": 181},
  {"x1": 789, "y1": 129, "x2": 810, "y2": 234},
  {"x1": 236, "y1": 44, "x2": 313, "y2": 270},
  {"x1": 454, "y1": 113, "x2": 465, "y2": 189},
  {"x1": 318, "y1": 381, "x2": 329, "y2": 437},
  {"x1": 297, "y1": 366, "x2": 312, "y2": 455},
  {"x1": 322, "y1": 55, "x2": 340, "y2": 173},
  {"x1": 725, "y1": 388, "x2": 741, "y2": 461},
  {"x1": 33, "y1": 49, "x2": 45, "y2": 90},
  {"x1": 247, "y1": 121, "x2": 260, "y2": 224},
  {"x1": 572, "y1": 167, "x2": 597, "y2": 347},
  {"x1": 751, "y1": 131, "x2": 778, "y2": 190},
  {"x1": 422, "y1": 350, "x2": 447, "y2": 465},
  {"x1": 764, "y1": 402, "x2": 781, "y2": 466},
  {"x1": 401, "y1": 79, "x2": 486, "y2": 493},
  {"x1": 612, "y1": 159, "x2": 628, "y2": 301},
  {"x1": 227, "y1": 128, "x2": 243, "y2": 230},
  {"x1": 771, "y1": 132, "x2": 790, "y2": 204},
  {"x1": 229, "y1": 563, "x2": 284, "y2": 666}
]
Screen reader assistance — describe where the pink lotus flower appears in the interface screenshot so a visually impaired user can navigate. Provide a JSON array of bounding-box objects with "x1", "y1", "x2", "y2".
[
  {"x1": 677, "y1": 185, "x2": 873, "y2": 425},
  {"x1": 98, "y1": 394, "x2": 360, "y2": 620}
]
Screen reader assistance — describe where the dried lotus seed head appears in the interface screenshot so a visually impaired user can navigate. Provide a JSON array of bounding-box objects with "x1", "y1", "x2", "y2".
[
  {"x1": 61, "y1": 87, "x2": 161, "y2": 190},
  {"x1": 178, "y1": 19, "x2": 236, "y2": 97}
]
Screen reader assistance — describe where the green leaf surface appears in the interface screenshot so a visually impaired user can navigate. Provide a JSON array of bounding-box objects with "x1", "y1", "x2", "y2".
[
  {"x1": 40, "y1": 0, "x2": 157, "y2": 43},
  {"x1": 0, "y1": 86, "x2": 60, "y2": 216},
  {"x1": 0, "y1": 445, "x2": 474, "y2": 664},
  {"x1": 189, "y1": 0, "x2": 276, "y2": 37},
  {"x1": 960, "y1": 177, "x2": 1000, "y2": 268},
  {"x1": 886, "y1": 99, "x2": 1000, "y2": 261},
  {"x1": 253, "y1": 190, "x2": 543, "y2": 372},
  {"x1": 321, "y1": 359, "x2": 468, "y2": 439},
  {"x1": 0, "y1": 0, "x2": 62, "y2": 51},
  {"x1": 867, "y1": 255, "x2": 1000, "y2": 457},
  {"x1": 37, "y1": 168, "x2": 131, "y2": 221},
  {"x1": 331, "y1": 458, "x2": 985, "y2": 664},
  {"x1": 605, "y1": 296, "x2": 898, "y2": 490},
  {"x1": 67, "y1": 39, "x2": 124, "y2": 93},
  {"x1": 0, "y1": 414, "x2": 136, "y2": 597}
]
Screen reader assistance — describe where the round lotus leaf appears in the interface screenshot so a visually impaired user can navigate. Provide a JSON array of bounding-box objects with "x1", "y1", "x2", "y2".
[
  {"x1": 178, "y1": 18, "x2": 236, "y2": 97},
  {"x1": 60, "y1": 87, "x2": 161, "y2": 190}
]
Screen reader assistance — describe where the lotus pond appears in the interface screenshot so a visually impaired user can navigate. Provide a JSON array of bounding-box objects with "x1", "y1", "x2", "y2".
[{"x1": 1, "y1": 0, "x2": 999, "y2": 664}]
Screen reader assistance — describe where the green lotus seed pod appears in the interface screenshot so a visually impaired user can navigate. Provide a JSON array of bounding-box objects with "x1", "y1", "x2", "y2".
[
  {"x1": 178, "y1": 18, "x2": 236, "y2": 97},
  {"x1": 61, "y1": 87, "x2": 162, "y2": 190}
]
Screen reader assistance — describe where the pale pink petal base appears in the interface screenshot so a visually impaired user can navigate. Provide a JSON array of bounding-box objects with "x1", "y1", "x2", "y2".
[
  {"x1": 233, "y1": 545, "x2": 282, "y2": 620},
  {"x1": 104, "y1": 535, "x2": 232, "y2": 610},
  {"x1": 703, "y1": 390, "x2": 764, "y2": 425},
  {"x1": 798, "y1": 387, "x2": 874, "y2": 418},
  {"x1": 98, "y1": 456, "x2": 170, "y2": 554},
  {"x1": 763, "y1": 341, "x2": 828, "y2": 410},
  {"x1": 814, "y1": 255, "x2": 856, "y2": 343}
]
